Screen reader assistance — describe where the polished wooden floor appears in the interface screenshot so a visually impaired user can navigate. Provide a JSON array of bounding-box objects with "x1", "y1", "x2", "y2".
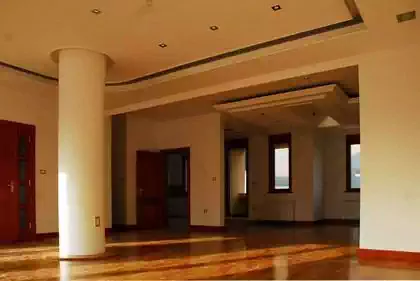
[{"x1": 1, "y1": 223, "x2": 420, "y2": 280}]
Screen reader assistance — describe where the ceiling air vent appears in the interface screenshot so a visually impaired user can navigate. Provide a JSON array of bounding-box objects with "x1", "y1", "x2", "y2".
[{"x1": 396, "y1": 11, "x2": 416, "y2": 23}]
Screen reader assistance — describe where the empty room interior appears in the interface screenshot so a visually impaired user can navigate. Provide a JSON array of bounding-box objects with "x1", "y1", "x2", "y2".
[{"x1": 1, "y1": 0, "x2": 420, "y2": 280}]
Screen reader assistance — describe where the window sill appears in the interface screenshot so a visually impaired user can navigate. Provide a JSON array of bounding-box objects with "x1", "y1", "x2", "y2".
[{"x1": 268, "y1": 190, "x2": 293, "y2": 194}]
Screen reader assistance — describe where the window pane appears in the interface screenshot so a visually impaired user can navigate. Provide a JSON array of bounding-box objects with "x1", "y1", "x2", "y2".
[
  {"x1": 274, "y1": 147, "x2": 289, "y2": 190},
  {"x1": 350, "y1": 144, "x2": 361, "y2": 189}
]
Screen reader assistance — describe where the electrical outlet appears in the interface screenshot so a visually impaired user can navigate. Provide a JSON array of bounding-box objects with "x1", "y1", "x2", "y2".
[
  {"x1": 95, "y1": 216, "x2": 100, "y2": 227},
  {"x1": 204, "y1": 209, "x2": 208, "y2": 214}
]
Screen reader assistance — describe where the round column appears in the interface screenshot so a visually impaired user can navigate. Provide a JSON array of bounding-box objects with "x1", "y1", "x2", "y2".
[{"x1": 58, "y1": 49, "x2": 107, "y2": 259}]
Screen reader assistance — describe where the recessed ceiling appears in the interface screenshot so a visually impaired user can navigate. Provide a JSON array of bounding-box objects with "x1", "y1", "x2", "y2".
[
  {"x1": 135, "y1": 65, "x2": 359, "y2": 121},
  {"x1": 0, "y1": 0, "x2": 356, "y2": 83}
]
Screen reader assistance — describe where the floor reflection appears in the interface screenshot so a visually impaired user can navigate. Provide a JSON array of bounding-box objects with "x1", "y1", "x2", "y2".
[{"x1": 1, "y1": 224, "x2": 420, "y2": 280}]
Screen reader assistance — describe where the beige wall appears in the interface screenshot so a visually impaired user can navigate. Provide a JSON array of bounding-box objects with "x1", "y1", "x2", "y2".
[
  {"x1": 126, "y1": 112, "x2": 225, "y2": 226},
  {"x1": 0, "y1": 71, "x2": 113, "y2": 234},
  {"x1": 248, "y1": 127, "x2": 361, "y2": 222},
  {"x1": 322, "y1": 128, "x2": 360, "y2": 219},
  {"x1": 359, "y1": 43, "x2": 420, "y2": 252},
  {"x1": 0, "y1": 74, "x2": 58, "y2": 234},
  {"x1": 249, "y1": 129, "x2": 320, "y2": 221}
]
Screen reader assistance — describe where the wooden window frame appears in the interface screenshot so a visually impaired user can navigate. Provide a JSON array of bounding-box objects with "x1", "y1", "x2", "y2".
[
  {"x1": 346, "y1": 134, "x2": 361, "y2": 192},
  {"x1": 269, "y1": 133, "x2": 292, "y2": 193}
]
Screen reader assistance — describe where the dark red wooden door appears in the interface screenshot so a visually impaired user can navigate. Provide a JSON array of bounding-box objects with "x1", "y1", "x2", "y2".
[
  {"x1": 17, "y1": 124, "x2": 36, "y2": 241},
  {"x1": 0, "y1": 121, "x2": 19, "y2": 242},
  {"x1": 136, "y1": 151, "x2": 167, "y2": 229}
]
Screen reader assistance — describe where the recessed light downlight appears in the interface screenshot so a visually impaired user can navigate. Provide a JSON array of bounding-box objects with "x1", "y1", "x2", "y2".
[{"x1": 91, "y1": 9, "x2": 102, "y2": 15}]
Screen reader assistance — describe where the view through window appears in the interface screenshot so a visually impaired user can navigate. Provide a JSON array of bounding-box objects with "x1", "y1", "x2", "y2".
[
  {"x1": 274, "y1": 144, "x2": 290, "y2": 190},
  {"x1": 350, "y1": 144, "x2": 361, "y2": 189},
  {"x1": 269, "y1": 134, "x2": 291, "y2": 193}
]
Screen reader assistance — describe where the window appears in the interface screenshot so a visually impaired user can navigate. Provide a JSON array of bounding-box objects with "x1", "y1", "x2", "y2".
[
  {"x1": 347, "y1": 135, "x2": 361, "y2": 192},
  {"x1": 269, "y1": 134, "x2": 292, "y2": 193}
]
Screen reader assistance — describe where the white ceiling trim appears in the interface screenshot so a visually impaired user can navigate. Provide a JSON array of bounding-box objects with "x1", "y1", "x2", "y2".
[
  {"x1": 213, "y1": 85, "x2": 336, "y2": 113},
  {"x1": 106, "y1": 51, "x2": 363, "y2": 115},
  {"x1": 107, "y1": 23, "x2": 367, "y2": 93}
]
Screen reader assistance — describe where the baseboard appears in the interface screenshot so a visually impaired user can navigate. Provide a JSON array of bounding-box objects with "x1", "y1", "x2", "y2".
[
  {"x1": 357, "y1": 248, "x2": 420, "y2": 263},
  {"x1": 35, "y1": 232, "x2": 59, "y2": 240},
  {"x1": 35, "y1": 228, "x2": 128, "y2": 240},
  {"x1": 108, "y1": 224, "x2": 141, "y2": 233},
  {"x1": 321, "y1": 219, "x2": 360, "y2": 225},
  {"x1": 253, "y1": 219, "x2": 359, "y2": 227},
  {"x1": 189, "y1": 225, "x2": 227, "y2": 232}
]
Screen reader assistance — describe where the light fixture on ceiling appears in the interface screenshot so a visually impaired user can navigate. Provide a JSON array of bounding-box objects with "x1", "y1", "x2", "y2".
[
  {"x1": 90, "y1": 9, "x2": 102, "y2": 15},
  {"x1": 158, "y1": 43, "x2": 168, "y2": 48},
  {"x1": 210, "y1": 25, "x2": 219, "y2": 31},
  {"x1": 271, "y1": 4, "x2": 281, "y2": 11},
  {"x1": 318, "y1": 116, "x2": 340, "y2": 128},
  {"x1": 396, "y1": 10, "x2": 416, "y2": 23}
]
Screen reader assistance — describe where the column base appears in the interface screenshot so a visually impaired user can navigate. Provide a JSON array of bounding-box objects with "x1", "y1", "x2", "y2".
[{"x1": 59, "y1": 251, "x2": 114, "y2": 261}]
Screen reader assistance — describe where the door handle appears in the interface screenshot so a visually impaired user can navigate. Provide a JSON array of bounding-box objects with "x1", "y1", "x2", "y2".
[{"x1": 8, "y1": 181, "x2": 15, "y2": 193}]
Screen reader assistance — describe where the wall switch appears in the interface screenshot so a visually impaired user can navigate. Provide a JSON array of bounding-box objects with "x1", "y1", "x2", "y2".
[
  {"x1": 204, "y1": 209, "x2": 208, "y2": 214},
  {"x1": 212, "y1": 177, "x2": 216, "y2": 182},
  {"x1": 40, "y1": 169, "x2": 47, "y2": 175},
  {"x1": 95, "y1": 216, "x2": 100, "y2": 227}
]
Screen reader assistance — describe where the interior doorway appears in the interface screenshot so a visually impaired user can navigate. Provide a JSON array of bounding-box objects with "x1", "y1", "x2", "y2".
[
  {"x1": 0, "y1": 120, "x2": 36, "y2": 242},
  {"x1": 163, "y1": 148, "x2": 190, "y2": 231},
  {"x1": 136, "y1": 148, "x2": 190, "y2": 231},
  {"x1": 225, "y1": 139, "x2": 248, "y2": 218}
]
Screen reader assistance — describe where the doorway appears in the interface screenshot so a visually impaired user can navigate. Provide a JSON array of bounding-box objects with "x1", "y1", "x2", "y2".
[
  {"x1": 225, "y1": 139, "x2": 248, "y2": 218},
  {"x1": 164, "y1": 148, "x2": 190, "y2": 231},
  {"x1": 136, "y1": 148, "x2": 190, "y2": 230},
  {"x1": 0, "y1": 120, "x2": 36, "y2": 242}
]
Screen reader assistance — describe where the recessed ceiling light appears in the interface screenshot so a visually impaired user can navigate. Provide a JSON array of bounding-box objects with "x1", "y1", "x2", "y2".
[
  {"x1": 91, "y1": 9, "x2": 102, "y2": 15},
  {"x1": 271, "y1": 4, "x2": 281, "y2": 11},
  {"x1": 158, "y1": 43, "x2": 168, "y2": 48},
  {"x1": 396, "y1": 10, "x2": 416, "y2": 23},
  {"x1": 210, "y1": 25, "x2": 219, "y2": 31}
]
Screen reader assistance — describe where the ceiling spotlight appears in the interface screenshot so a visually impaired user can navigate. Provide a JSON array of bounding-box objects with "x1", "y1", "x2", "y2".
[
  {"x1": 396, "y1": 10, "x2": 416, "y2": 23},
  {"x1": 158, "y1": 43, "x2": 168, "y2": 48},
  {"x1": 210, "y1": 25, "x2": 219, "y2": 31},
  {"x1": 271, "y1": 4, "x2": 281, "y2": 11},
  {"x1": 91, "y1": 9, "x2": 102, "y2": 15}
]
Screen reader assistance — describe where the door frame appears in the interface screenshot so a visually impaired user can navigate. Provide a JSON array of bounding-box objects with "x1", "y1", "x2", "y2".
[
  {"x1": 161, "y1": 147, "x2": 191, "y2": 227},
  {"x1": 225, "y1": 138, "x2": 249, "y2": 218},
  {"x1": 0, "y1": 119, "x2": 36, "y2": 242}
]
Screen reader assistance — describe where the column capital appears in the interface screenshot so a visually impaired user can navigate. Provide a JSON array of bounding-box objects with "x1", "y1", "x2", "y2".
[{"x1": 50, "y1": 48, "x2": 113, "y2": 68}]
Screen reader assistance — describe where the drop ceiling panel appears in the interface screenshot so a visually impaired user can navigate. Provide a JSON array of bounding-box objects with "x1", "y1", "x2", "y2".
[{"x1": 0, "y1": 0, "x2": 353, "y2": 82}]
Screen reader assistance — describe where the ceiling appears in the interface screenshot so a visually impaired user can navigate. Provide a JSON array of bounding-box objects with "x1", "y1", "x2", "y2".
[
  {"x1": 0, "y1": 0, "x2": 419, "y2": 118},
  {"x1": 135, "y1": 66, "x2": 360, "y2": 137},
  {"x1": 0, "y1": 0, "x2": 354, "y2": 83},
  {"x1": 136, "y1": 65, "x2": 359, "y2": 121}
]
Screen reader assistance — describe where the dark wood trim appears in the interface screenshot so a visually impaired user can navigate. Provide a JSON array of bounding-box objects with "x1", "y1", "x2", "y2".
[
  {"x1": 346, "y1": 134, "x2": 360, "y2": 192},
  {"x1": 161, "y1": 147, "x2": 191, "y2": 226},
  {"x1": 35, "y1": 232, "x2": 59, "y2": 240},
  {"x1": 225, "y1": 139, "x2": 249, "y2": 217},
  {"x1": 254, "y1": 219, "x2": 359, "y2": 227},
  {"x1": 189, "y1": 225, "x2": 227, "y2": 233},
  {"x1": 357, "y1": 248, "x2": 420, "y2": 263},
  {"x1": 268, "y1": 133, "x2": 292, "y2": 193}
]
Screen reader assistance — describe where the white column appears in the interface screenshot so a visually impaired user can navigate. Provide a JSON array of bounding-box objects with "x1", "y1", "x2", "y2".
[{"x1": 58, "y1": 49, "x2": 107, "y2": 259}]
